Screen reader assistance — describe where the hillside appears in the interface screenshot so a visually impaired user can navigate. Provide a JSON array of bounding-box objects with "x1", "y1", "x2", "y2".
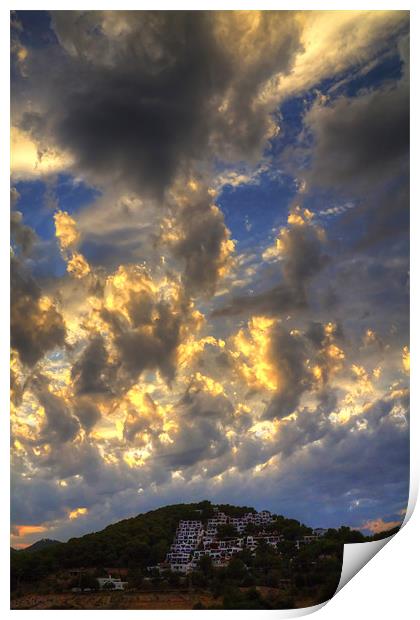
[
  {"x1": 22, "y1": 539, "x2": 62, "y2": 553},
  {"x1": 10, "y1": 500, "x2": 397, "y2": 609},
  {"x1": 11, "y1": 501, "x2": 256, "y2": 585}
]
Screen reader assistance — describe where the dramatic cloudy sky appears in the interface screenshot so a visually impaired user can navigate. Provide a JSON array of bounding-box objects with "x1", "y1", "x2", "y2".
[{"x1": 11, "y1": 10, "x2": 409, "y2": 548}]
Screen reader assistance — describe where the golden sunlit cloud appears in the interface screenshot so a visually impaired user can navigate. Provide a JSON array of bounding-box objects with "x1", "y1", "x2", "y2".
[
  {"x1": 9, "y1": 10, "x2": 409, "y2": 554},
  {"x1": 54, "y1": 210, "x2": 92, "y2": 278},
  {"x1": 178, "y1": 336, "x2": 225, "y2": 368},
  {"x1": 351, "y1": 364, "x2": 373, "y2": 395},
  {"x1": 364, "y1": 328, "x2": 376, "y2": 345},
  {"x1": 310, "y1": 322, "x2": 346, "y2": 388},
  {"x1": 261, "y1": 11, "x2": 407, "y2": 103},
  {"x1": 249, "y1": 419, "x2": 279, "y2": 441},
  {"x1": 54, "y1": 210, "x2": 81, "y2": 251},
  {"x1": 262, "y1": 206, "x2": 324, "y2": 262},
  {"x1": 326, "y1": 344, "x2": 345, "y2": 361},
  {"x1": 11, "y1": 126, "x2": 73, "y2": 179},
  {"x1": 69, "y1": 507, "x2": 88, "y2": 520},
  {"x1": 287, "y1": 207, "x2": 314, "y2": 227},
  {"x1": 402, "y1": 345, "x2": 410, "y2": 373},
  {"x1": 193, "y1": 372, "x2": 225, "y2": 396},
  {"x1": 66, "y1": 252, "x2": 91, "y2": 279},
  {"x1": 373, "y1": 366, "x2": 382, "y2": 380},
  {"x1": 233, "y1": 315, "x2": 279, "y2": 392}
]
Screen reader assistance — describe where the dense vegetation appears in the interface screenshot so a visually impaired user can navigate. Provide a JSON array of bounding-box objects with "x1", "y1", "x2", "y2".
[{"x1": 10, "y1": 500, "x2": 398, "y2": 609}]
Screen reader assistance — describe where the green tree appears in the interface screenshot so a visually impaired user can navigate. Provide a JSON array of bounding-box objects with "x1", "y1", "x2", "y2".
[
  {"x1": 217, "y1": 524, "x2": 238, "y2": 539},
  {"x1": 226, "y1": 557, "x2": 247, "y2": 581},
  {"x1": 199, "y1": 554, "x2": 213, "y2": 577}
]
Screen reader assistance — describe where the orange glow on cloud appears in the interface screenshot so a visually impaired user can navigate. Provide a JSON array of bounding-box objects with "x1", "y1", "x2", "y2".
[
  {"x1": 361, "y1": 517, "x2": 402, "y2": 534},
  {"x1": 15, "y1": 525, "x2": 48, "y2": 537}
]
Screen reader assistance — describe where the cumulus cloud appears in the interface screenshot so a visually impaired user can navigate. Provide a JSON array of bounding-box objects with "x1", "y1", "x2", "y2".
[
  {"x1": 293, "y1": 45, "x2": 409, "y2": 249},
  {"x1": 162, "y1": 183, "x2": 235, "y2": 295},
  {"x1": 74, "y1": 397, "x2": 101, "y2": 432},
  {"x1": 361, "y1": 517, "x2": 402, "y2": 534},
  {"x1": 30, "y1": 373, "x2": 80, "y2": 444},
  {"x1": 302, "y1": 85, "x2": 409, "y2": 190},
  {"x1": 10, "y1": 126, "x2": 72, "y2": 180},
  {"x1": 215, "y1": 206, "x2": 329, "y2": 317},
  {"x1": 71, "y1": 334, "x2": 115, "y2": 396},
  {"x1": 262, "y1": 325, "x2": 311, "y2": 420},
  {"x1": 12, "y1": 11, "x2": 302, "y2": 198},
  {"x1": 68, "y1": 263, "x2": 204, "y2": 401},
  {"x1": 11, "y1": 210, "x2": 37, "y2": 255},
  {"x1": 267, "y1": 10, "x2": 408, "y2": 102},
  {"x1": 153, "y1": 375, "x2": 234, "y2": 470},
  {"x1": 230, "y1": 315, "x2": 345, "y2": 421},
  {"x1": 54, "y1": 210, "x2": 91, "y2": 279},
  {"x1": 10, "y1": 11, "x2": 410, "y2": 545},
  {"x1": 11, "y1": 255, "x2": 66, "y2": 367},
  {"x1": 11, "y1": 187, "x2": 37, "y2": 255}
]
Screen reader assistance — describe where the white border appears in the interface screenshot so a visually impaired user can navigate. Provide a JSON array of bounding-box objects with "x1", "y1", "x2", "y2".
[{"x1": 2, "y1": 3, "x2": 418, "y2": 618}]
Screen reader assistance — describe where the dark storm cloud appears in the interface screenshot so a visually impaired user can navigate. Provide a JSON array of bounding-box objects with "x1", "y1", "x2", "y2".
[
  {"x1": 234, "y1": 401, "x2": 333, "y2": 472},
  {"x1": 354, "y1": 177, "x2": 409, "y2": 249},
  {"x1": 263, "y1": 325, "x2": 311, "y2": 420},
  {"x1": 254, "y1": 317, "x2": 340, "y2": 425},
  {"x1": 281, "y1": 217, "x2": 330, "y2": 283},
  {"x1": 71, "y1": 334, "x2": 114, "y2": 396},
  {"x1": 285, "y1": 402, "x2": 409, "y2": 511},
  {"x1": 74, "y1": 397, "x2": 101, "y2": 432},
  {"x1": 69, "y1": 273, "x2": 193, "y2": 399},
  {"x1": 11, "y1": 474, "x2": 71, "y2": 525},
  {"x1": 164, "y1": 187, "x2": 235, "y2": 296},
  {"x1": 180, "y1": 380, "x2": 234, "y2": 421},
  {"x1": 303, "y1": 84, "x2": 409, "y2": 190},
  {"x1": 213, "y1": 283, "x2": 305, "y2": 318},
  {"x1": 236, "y1": 386, "x2": 408, "y2": 482},
  {"x1": 299, "y1": 64, "x2": 409, "y2": 249},
  {"x1": 112, "y1": 300, "x2": 183, "y2": 383},
  {"x1": 30, "y1": 374, "x2": 80, "y2": 444},
  {"x1": 156, "y1": 419, "x2": 230, "y2": 470},
  {"x1": 11, "y1": 255, "x2": 66, "y2": 367},
  {"x1": 305, "y1": 321, "x2": 326, "y2": 348},
  {"x1": 176, "y1": 205, "x2": 229, "y2": 295},
  {"x1": 153, "y1": 382, "x2": 233, "y2": 469},
  {"x1": 19, "y1": 11, "x2": 302, "y2": 198},
  {"x1": 39, "y1": 439, "x2": 105, "y2": 484},
  {"x1": 10, "y1": 11, "x2": 410, "y2": 543},
  {"x1": 122, "y1": 391, "x2": 171, "y2": 447}
]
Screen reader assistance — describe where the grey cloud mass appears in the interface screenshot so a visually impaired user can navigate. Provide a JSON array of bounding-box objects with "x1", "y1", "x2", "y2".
[
  {"x1": 11, "y1": 255, "x2": 66, "y2": 367},
  {"x1": 10, "y1": 11, "x2": 409, "y2": 547},
  {"x1": 214, "y1": 208, "x2": 329, "y2": 317},
  {"x1": 20, "y1": 10, "x2": 302, "y2": 198},
  {"x1": 303, "y1": 85, "x2": 409, "y2": 190}
]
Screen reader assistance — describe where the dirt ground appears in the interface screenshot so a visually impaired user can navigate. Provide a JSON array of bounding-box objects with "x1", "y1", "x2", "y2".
[{"x1": 11, "y1": 590, "x2": 219, "y2": 610}]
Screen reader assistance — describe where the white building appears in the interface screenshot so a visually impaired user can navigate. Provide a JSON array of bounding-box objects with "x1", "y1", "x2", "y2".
[
  {"x1": 97, "y1": 575, "x2": 128, "y2": 590},
  {"x1": 161, "y1": 509, "x2": 278, "y2": 573}
]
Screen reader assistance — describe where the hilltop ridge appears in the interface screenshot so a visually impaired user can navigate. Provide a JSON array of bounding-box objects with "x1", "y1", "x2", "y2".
[{"x1": 11, "y1": 500, "x2": 397, "y2": 609}]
